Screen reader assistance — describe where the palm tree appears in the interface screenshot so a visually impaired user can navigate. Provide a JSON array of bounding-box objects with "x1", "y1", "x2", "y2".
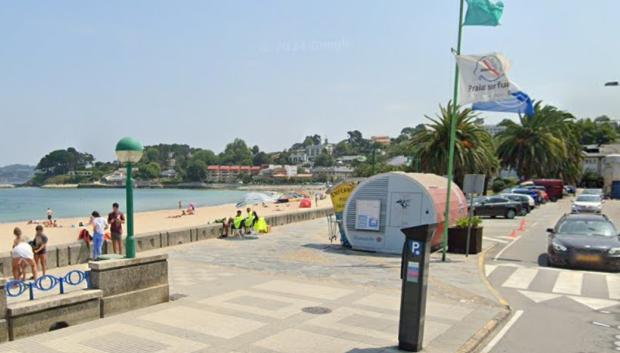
[
  {"x1": 495, "y1": 102, "x2": 582, "y2": 182},
  {"x1": 410, "y1": 102, "x2": 499, "y2": 185}
]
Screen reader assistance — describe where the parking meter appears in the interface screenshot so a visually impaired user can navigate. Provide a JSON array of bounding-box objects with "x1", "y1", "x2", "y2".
[{"x1": 398, "y1": 223, "x2": 437, "y2": 352}]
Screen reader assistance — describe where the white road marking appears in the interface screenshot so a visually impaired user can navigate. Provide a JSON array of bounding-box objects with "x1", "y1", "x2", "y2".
[
  {"x1": 552, "y1": 271, "x2": 583, "y2": 295},
  {"x1": 568, "y1": 296, "x2": 619, "y2": 310},
  {"x1": 607, "y1": 275, "x2": 620, "y2": 300},
  {"x1": 503, "y1": 268, "x2": 538, "y2": 289},
  {"x1": 485, "y1": 265, "x2": 498, "y2": 276},
  {"x1": 518, "y1": 290, "x2": 561, "y2": 303},
  {"x1": 485, "y1": 238, "x2": 509, "y2": 244},
  {"x1": 493, "y1": 233, "x2": 522, "y2": 261},
  {"x1": 480, "y1": 310, "x2": 524, "y2": 353}
]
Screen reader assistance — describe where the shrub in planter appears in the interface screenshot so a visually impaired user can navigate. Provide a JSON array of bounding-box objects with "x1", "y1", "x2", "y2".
[{"x1": 448, "y1": 216, "x2": 483, "y2": 254}]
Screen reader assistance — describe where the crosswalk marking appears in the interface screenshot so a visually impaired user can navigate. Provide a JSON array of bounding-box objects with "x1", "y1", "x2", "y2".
[
  {"x1": 485, "y1": 265, "x2": 498, "y2": 276},
  {"x1": 552, "y1": 271, "x2": 583, "y2": 295},
  {"x1": 502, "y1": 268, "x2": 538, "y2": 289},
  {"x1": 607, "y1": 276, "x2": 620, "y2": 300},
  {"x1": 489, "y1": 263, "x2": 620, "y2": 301}
]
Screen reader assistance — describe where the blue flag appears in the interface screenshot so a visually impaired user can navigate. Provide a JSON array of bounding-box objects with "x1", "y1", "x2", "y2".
[
  {"x1": 464, "y1": 0, "x2": 504, "y2": 26},
  {"x1": 472, "y1": 89, "x2": 534, "y2": 117}
]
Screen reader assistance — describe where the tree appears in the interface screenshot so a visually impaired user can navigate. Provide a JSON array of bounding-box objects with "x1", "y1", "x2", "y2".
[
  {"x1": 496, "y1": 102, "x2": 582, "y2": 182},
  {"x1": 185, "y1": 160, "x2": 208, "y2": 182},
  {"x1": 314, "y1": 150, "x2": 335, "y2": 167},
  {"x1": 302, "y1": 135, "x2": 322, "y2": 146},
  {"x1": 575, "y1": 118, "x2": 618, "y2": 145},
  {"x1": 143, "y1": 147, "x2": 160, "y2": 163},
  {"x1": 36, "y1": 148, "x2": 94, "y2": 176},
  {"x1": 253, "y1": 151, "x2": 271, "y2": 166},
  {"x1": 273, "y1": 151, "x2": 291, "y2": 165},
  {"x1": 219, "y1": 138, "x2": 253, "y2": 165},
  {"x1": 191, "y1": 149, "x2": 218, "y2": 165},
  {"x1": 139, "y1": 162, "x2": 161, "y2": 179},
  {"x1": 410, "y1": 102, "x2": 499, "y2": 185}
]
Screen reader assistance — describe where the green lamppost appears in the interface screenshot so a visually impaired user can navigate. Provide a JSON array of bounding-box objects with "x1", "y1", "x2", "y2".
[{"x1": 115, "y1": 137, "x2": 144, "y2": 259}]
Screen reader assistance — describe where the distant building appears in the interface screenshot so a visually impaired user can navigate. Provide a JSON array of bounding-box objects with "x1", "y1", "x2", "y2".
[
  {"x1": 290, "y1": 142, "x2": 335, "y2": 165},
  {"x1": 206, "y1": 165, "x2": 261, "y2": 183},
  {"x1": 67, "y1": 170, "x2": 93, "y2": 177},
  {"x1": 336, "y1": 155, "x2": 366, "y2": 165},
  {"x1": 160, "y1": 169, "x2": 178, "y2": 178},
  {"x1": 387, "y1": 155, "x2": 410, "y2": 167},
  {"x1": 103, "y1": 169, "x2": 133, "y2": 184},
  {"x1": 371, "y1": 136, "x2": 391, "y2": 146},
  {"x1": 311, "y1": 166, "x2": 354, "y2": 181},
  {"x1": 483, "y1": 125, "x2": 506, "y2": 136},
  {"x1": 255, "y1": 165, "x2": 312, "y2": 181}
]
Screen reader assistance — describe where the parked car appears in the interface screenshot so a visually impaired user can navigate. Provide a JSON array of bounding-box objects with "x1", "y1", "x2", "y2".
[
  {"x1": 564, "y1": 185, "x2": 576, "y2": 195},
  {"x1": 582, "y1": 188, "x2": 604, "y2": 200},
  {"x1": 500, "y1": 193, "x2": 535, "y2": 214},
  {"x1": 547, "y1": 213, "x2": 620, "y2": 271},
  {"x1": 523, "y1": 185, "x2": 549, "y2": 203},
  {"x1": 533, "y1": 179, "x2": 564, "y2": 201},
  {"x1": 571, "y1": 194, "x2": 603, "y2": 214},
  {"x1": 510, "y1": 188, "x2": 542, "y2": 205},
  {"x1": 473, "y1": 196, "x2": 522, "y2": 219}
]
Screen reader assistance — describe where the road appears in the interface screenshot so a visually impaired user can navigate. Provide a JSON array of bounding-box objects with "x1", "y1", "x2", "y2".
[{"x1": 481, "y1": 197, "x2": 620, "y2": 353}]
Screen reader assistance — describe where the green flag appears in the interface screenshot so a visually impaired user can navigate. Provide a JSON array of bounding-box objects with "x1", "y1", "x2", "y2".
[{"x1": 464, "y1": 0, "x2": 504, "y2": 26}]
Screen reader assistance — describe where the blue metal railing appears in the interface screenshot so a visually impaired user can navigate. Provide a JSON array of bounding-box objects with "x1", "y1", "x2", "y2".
[{"x1": 5, "y1": 270, "x2": 91, "y2": 300}]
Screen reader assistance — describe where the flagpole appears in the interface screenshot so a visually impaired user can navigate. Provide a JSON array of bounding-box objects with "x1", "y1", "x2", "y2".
[{"x1": 441, "y1": 0, "x2": 466, "y2": 262}]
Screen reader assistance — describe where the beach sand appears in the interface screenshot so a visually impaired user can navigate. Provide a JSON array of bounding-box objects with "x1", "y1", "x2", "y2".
[{"x1": 0, "y1": 198, "x2": 333, "y2": 252}]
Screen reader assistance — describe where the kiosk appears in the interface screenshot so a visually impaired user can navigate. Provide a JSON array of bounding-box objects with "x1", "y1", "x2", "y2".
[{"x1": 342, "y1": 172, "x2": 467, "y2": 254}]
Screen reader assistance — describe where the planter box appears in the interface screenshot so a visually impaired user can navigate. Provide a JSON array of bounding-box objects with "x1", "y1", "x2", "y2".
[{"x1": 448, "y1": 227, "x2": 483, "y2": 254}]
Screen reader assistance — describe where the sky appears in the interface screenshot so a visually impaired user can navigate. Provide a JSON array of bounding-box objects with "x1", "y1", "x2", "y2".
[{"x1": 1, "y1": 0, "x2": 619, "y2": 165}]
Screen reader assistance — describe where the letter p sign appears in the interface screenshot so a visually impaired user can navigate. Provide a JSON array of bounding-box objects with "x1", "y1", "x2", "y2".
[{"x1": 411, "y1": 240, "x2": 422, "y2": 257}]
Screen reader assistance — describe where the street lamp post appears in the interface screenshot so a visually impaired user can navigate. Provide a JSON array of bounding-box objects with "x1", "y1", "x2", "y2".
[{"x1": 115, "y1": 137, "x2": 144, "y2": 259}]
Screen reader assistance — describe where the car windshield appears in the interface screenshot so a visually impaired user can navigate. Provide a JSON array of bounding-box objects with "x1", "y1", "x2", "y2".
[
  {"x1": 557, "y1": 219, "x2": 617, "y2": 236},
  {"x1": 575, "y1": 195, "x2": 600, "y2": 202},
  {"x1": 582, "y1": 189, "x2": 602, "y2": 195}
]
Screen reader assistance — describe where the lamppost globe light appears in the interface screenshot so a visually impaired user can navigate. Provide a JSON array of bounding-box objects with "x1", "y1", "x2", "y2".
[{"x1": 115, "y1": 137, "x2": 144, "y2": 163}]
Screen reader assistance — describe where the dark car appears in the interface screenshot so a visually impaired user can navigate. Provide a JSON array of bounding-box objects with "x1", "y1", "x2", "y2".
[
  {"x1": 473, "y1": 196, "x2": 522, "y2": 219},
  {"x1": 500, "y1": 194, "x2": 532, "y2": 215},
  {"x1": 547, "y1": 213, "x2": 620, "y2": 271}
]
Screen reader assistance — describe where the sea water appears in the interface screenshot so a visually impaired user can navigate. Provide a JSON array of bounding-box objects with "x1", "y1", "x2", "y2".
[{"x1": 0, "y1": 187, "x2": 247, "y2": 223}]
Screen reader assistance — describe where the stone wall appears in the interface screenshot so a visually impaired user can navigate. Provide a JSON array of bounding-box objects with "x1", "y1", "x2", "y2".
[
  {"x1": 0, "y1": 207, "x2": 334, "y2": 276},
  {"x1": 1, "y1": 254, "x2": 169, "y2": 341},
  {"x1": 88, "y1": 254, "x2": 169, "y2": 317},
  {"x1": 6, "y1": 290, "x2": 102, "y2": 341}
]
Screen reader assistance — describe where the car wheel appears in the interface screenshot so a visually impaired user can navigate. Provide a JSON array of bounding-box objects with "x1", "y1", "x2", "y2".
[{"x1": 505, "y1": 209, "x2": 516, "y2": 219}]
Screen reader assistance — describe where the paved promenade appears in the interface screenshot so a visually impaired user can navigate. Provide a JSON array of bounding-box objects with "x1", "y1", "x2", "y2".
[{"x1": 0, "y1": 218, "x2": 506, "y2": 353}]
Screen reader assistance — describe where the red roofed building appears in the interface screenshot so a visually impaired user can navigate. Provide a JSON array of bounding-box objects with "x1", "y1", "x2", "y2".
[{"x1": 206, "y1": 165, "x2": 261, "y2": 183}]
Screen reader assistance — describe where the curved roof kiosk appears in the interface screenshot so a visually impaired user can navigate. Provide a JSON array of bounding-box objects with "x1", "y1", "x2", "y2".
[{"x1": 342, "y1": 172, "x2": 468, "y2": 254}]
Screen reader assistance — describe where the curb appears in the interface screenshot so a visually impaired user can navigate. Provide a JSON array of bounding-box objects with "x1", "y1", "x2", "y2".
[
  {"x1": 455, "y1": 243, "x2": 513, "y2": 353},
  {"x1": 456, "y1": 308, "x2": 511, "y2": 353},
  {"x1": 478, "y1": 242, "x2": 511, "y2": 308}
]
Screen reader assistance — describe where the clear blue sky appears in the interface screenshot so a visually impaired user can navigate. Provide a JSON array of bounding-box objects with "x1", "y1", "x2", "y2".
[{"x1": 1, "y1": 0, "x2": 619, "y2": 165}]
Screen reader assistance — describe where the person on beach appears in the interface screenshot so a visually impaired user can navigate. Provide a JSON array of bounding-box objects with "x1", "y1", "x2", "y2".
[
  {"x1": 108, "y1": 202, "x2": 125, "y2": 255},
  {"x1": 33, "y1": 225, "x2": 48, "y2": 276},
  {"x1": 47, "y1": 208, "x2": 53, "y2": 221},
  {"x1": 220, "y1": 210, "x2": 245, "y2": 238},
  {"x1": 89, "y1": 211, "x2": 108, "y2": 260},
  {"x1": 244, "y1": 208, "x2": 257, "y2": 233},
  {"x1": 11, "y1": 227, "x2": 37, "y2": 281}
]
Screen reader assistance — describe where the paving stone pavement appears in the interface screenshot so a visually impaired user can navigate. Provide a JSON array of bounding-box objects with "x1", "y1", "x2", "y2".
[{"x1": 0, "y1": 218, "x2": 505, "y2": 353}]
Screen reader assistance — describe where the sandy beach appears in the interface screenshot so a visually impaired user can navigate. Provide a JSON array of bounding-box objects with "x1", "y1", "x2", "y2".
[{"x1": 0, "y1": 198, "x2": 333, "y2": 253}]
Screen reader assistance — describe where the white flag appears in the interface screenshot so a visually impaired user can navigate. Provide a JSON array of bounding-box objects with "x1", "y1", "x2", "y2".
[{"x1": 456, "y1": 53, "x2": 512, "y2": 104}]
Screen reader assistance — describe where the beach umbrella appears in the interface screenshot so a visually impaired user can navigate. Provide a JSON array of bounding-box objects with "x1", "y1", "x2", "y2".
[{"x1": 235, "y1": 192, "x2": 276, "y2": 208}]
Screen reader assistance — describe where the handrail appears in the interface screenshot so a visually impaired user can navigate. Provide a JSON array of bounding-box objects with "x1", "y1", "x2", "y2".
[{"x1": 5, "y1": 270, "x2": 90, "y2": 300}]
